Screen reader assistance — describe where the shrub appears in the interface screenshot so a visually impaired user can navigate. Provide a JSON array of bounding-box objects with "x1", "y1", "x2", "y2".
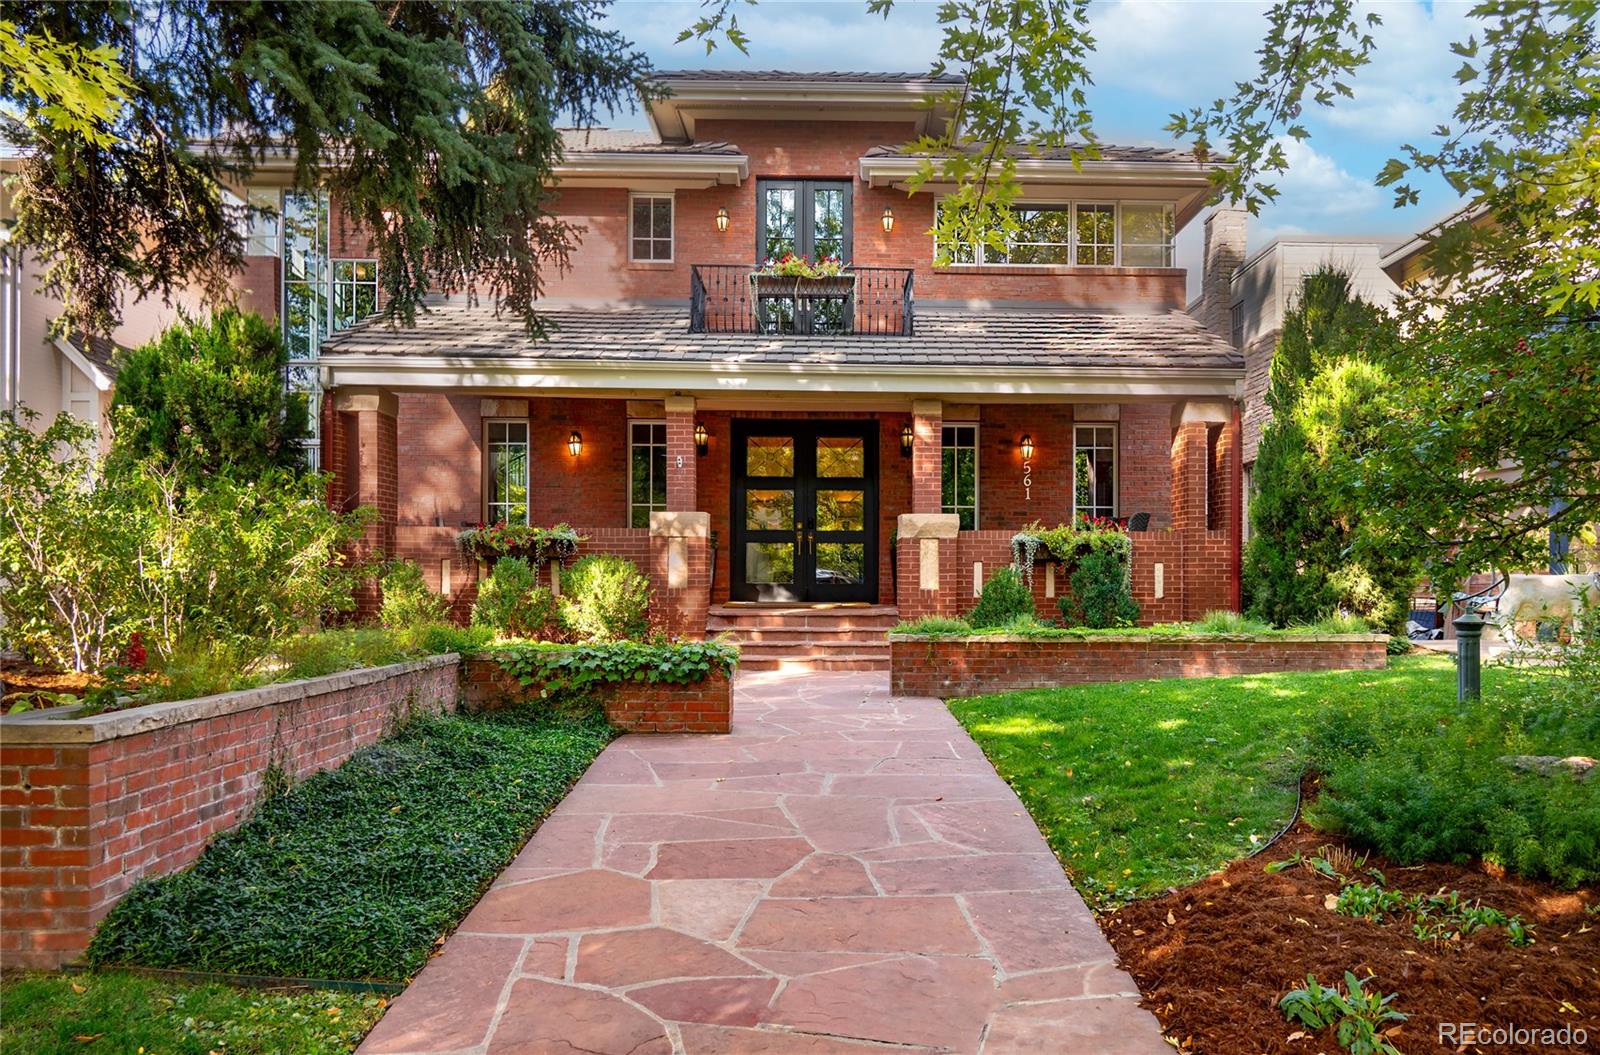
[
  {"x1": 1191, "y1": 610, "x2": 1274, "y2": 634},
  {"x1": 380, "y1": 561, "x2": 450, "y2": 630},
  {"x1": 472, "y1": 558, "x2": 562, "y2": 640},
  {"x1": 560, "y1": 554, "x2": 650, "y2": 642},
  {"x1": 969, "y1": 566, "x2": 1034, "y2": 628},
  {"x1": 1060, "y1": 548, "x2": 1140, "y2": 629},
  {"x1": 496, "y1": 639, "x2": 739, "y2": 697},
  {"x1": 108, "y1": 308, "x2": 310, "y2": 480}
]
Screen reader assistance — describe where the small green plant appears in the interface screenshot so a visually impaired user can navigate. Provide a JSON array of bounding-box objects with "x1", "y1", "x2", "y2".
[
  {"x1": 1192, "y1": 609, "x2": 1274, "y2": 634},
  {"x1": 472, "y1": 557, "x2": 562, "y2": 640},
  {"x1": 969, "y1": 566, "x2": 1034, "y2": 628},
  {"x1": 1279, "y1": 972, "x2": 1407, "y2": 1055},
  {"x1": 560, "y1": 554, "x2": 651, "y2": 642},
  {"x1": 891, "y1": 615, "x2": 974, "y2": 636},
  {"x1": 1060, "y1": 547, "x2": 1140, "y2": 628},
  {"x1": 495, "y1": 639, "x2": 739, "y2": 697},
  {"x1": 1333, "y1": 879, "x2": 1534, "y2": 948},
  {"x1": 380, "y1": 560, "x2": 450, "y2": 630},
  {"x1": 1305, "y1": 612, "x2": 1374, "y2": 634},
  {"x1": 1334, "y1": 881, "x2": 1409, "y2": 922}
]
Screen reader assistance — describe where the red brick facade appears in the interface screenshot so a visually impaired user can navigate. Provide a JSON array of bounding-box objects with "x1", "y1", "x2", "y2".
[
  {"x1": 0, "y1": 657, "x2": 458, "y2": 968},
  {"x1": 460, "y1": 657, "x2": 731, "y2": 734},
  {"x1": 891, "y1": 635, "x2": 1389, "y2": 697}
]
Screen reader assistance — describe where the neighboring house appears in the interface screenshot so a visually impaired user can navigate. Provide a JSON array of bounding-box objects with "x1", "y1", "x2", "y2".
[
  {"x1": 1224, "y1": 235, "x2": 1402, "y2": 516},
  {"x1": 3, "y1": 70, "x2": 1253, "y2": 666}
]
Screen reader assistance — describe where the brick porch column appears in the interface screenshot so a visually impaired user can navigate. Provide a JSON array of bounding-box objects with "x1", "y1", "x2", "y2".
[
  {"x1": 650, "y1": 511, "x2": 710, "y2": 640},
  {"x1": 665, "y1": 395, "x2": 698, "y2": 512},
  {"x1": 896, "y1": 512, "x2": 961, "y2": 619},
  {"x1": 335, "y1": 388, "x2": 398, "y2": 619},
  {"x1": 911, "y1": 399, "x2": 943, "y2": 514},
  {"x1": 1170, "y1": 400, "x2": 1239, "y2": 619}
]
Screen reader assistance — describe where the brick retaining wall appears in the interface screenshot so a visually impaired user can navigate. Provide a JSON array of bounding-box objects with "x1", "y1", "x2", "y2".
[
  {"x1": 890, "y1": 634, "x2": 1388, "y2": 697},
  {"x1": 0, "y1": 656, "x2": 459, "y2": 969},
  {"x1": 460, "y1": 655, "x2": 732, "y2": 734}
]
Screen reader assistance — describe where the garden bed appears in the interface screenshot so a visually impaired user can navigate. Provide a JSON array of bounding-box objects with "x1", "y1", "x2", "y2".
[
  {"x1": 1105, "y1": 824, "x2": 1598, "y2": 1054},
  {"x1": 893, "y1": 630, "x2": 1389, "y2": 696}
]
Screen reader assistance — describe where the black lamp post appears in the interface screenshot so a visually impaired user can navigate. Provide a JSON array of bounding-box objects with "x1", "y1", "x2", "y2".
[{"x1": 1453, "y1": 610, "x2": 1485, "y2": 702}]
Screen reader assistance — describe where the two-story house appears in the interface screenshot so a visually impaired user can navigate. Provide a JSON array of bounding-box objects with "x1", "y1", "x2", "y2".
[{"x1": 7, "y1": 70, "x2": 1250, "y2": 668}]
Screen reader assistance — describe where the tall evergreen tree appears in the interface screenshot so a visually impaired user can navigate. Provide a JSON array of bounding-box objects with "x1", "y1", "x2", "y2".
[{"x1": 2, "y1": 2, "x2": 651, "y2": 337}]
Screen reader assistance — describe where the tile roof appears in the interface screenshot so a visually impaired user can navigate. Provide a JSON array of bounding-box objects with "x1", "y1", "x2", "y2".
[
  {"x1": 63, "y1": 330, "x2": 124, "y2": 376},
  {"x1": 557, "y1": 128, "x2": 741, "y2": 155},
  {"x1": 653, "y1": 70, "x2": 965, "y2": 84},
  {"x1": 320, "y1": 299, "x2": 1242, "y2": 373},
  {"x1": 863, "y1": 142, "x2": 1208, "y2": 164}
]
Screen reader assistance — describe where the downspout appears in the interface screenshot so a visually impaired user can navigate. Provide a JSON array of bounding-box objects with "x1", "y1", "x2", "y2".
[{"x1": 1230, "y1": 403, "x2": 1244, "y2": 612}]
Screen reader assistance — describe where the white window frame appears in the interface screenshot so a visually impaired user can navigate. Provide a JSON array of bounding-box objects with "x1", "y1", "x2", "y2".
[
  {"x1": 629, "y1": 192, "x2": 675, "y2": 263},
  {"x1": 245, "y1": 188, "x2": 281, "y2": 257},
  {"x1": 1119, "y1": 201, "x2": 1176, "y2": 268},
  {"x1": 933, "y1": 198, "x2": 1174, "y2": 270},
  {"x1": 484, "y1": 418, "x2": 531, "y2": 526},
  {"x1": 1072, "y1": 422, "x2": 1119, "y2": 521},
  {"x1": 331, "y1": 258, "x2": 379, "y2": 331},
  {"x1": 627, "y1": 418, "x2": 668, "y2": 528},
  {"x1": 941, "y1": 422, "x2": 980, "y2": 530},
  {"x1": 1072, "y1": 201, "x2": 1119, "y2": 267}
]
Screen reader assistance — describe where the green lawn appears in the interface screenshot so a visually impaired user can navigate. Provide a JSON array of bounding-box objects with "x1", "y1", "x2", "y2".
[
  {"x1": 0, "y1": 972, "x2": 384, "y2": 1055},
  {"x1": 948, "y1": 655, "x2": 1522, "y2": 909}
]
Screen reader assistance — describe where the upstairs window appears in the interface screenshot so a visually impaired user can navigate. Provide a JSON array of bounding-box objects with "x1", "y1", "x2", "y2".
[
  {"x1": 486, "y1": 420, "x2": 530, "y2": 526},
  {"x1": 630, "y1": 193, "x2": 674, "y2": 262},
  {"x1": 245, "y1": 189, "x2": 281, "y2": 257},
  {"x1": 1121, "y1": 202, "x2": 1176, "y2": 267},
  {"x1": 941, "y1": 423, "x2": 979, "y2": 529},
  {"x1": 332, "y1": 259, "x2": 378, "y2": 330},
  {"x1": 1073, "y1": 203, "x2": 1116, "y2": 266},
  {"x1": 1074, "y1": 424, "x2": 1117, "y2": 521},
  {"x1": 629, "y1": 420, "x2": 668, "y2": 528},
  {"x1": 935, "y1": 199, "x2": 1175, "y2": 269}
]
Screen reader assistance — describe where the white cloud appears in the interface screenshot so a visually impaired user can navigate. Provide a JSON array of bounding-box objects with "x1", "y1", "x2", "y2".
[
  {"x1": 1318, "y1": 1, "x2": 1475, "y2": 141},
  {"x1": 1088, "y1": 0, "x2": 1269, "y2": 101}
]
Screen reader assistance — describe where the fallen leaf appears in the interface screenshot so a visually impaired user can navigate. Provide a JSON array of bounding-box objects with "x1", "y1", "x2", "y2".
[
  {"x1": 73, "y1": 1035, "x2": 103, "y2": 1044},
  {"x1": 70, "y1": 982, "x2": 86, "y2": 994},
  {"x1": 1166, "y1": 909, "x2": 1176, "y2": 926},
  {"x1": 1324, "y1": 894, "x2": 1340, "y2": 911},
  {"x1": 1287, "y1": 1031, "x2": 1306, "y2": 1041}
]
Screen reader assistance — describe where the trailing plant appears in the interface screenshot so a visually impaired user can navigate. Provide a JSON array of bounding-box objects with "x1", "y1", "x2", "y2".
[
  {"x1": 1061, "y1": 548, "x2": 1140, "y2": 629},
  {"x1": 1279, "y1": 972, "x2": 1406, "y2": 1055},
  {"x1": 559, "y1": 554, "x2": 650, "y2": 642},
  {"x1": 753, "y1": 252, "x2": 849, "y2": 278},
  {"x1": 472, "y1": 557, "x2": 563, "y2": 640},
  {"x1": 494, "y1": 640, "x2": 739, "y2": 698},
  {"x1": 1011, "y1": 517, "x2": 1133, "y2": 589},
  {"x1": 380, "y1": 561, "x2": 450, "y2": 631},
  {"x1": 969, "y1": 566, "x2": 1034, "y2": 628},
  {"x1": 456, "y1": 522, "x2": 583, "y2": 566}
]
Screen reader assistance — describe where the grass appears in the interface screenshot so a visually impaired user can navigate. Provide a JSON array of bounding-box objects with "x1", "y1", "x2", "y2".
[
  {"x1": 0, "y1": 972, "x2": 384, "y2": 1055},
  {"x1": 892, "y1": 611, "x2": 1379, "y2": 638},
  {"x1": 89, "y1": 709, "x2": 613, "y2": 981},
  {"x1": 947, "y1": 655, "x2": 1531, "y2": 910}
]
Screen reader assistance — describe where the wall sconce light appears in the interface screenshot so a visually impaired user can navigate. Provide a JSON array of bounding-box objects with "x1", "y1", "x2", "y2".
[
  {"x1": 567, "y1": 430, "x2": 582, "y2": 458},
  {"x1": 694, "y1": 422, "x2": 709, "y2": 456},
  {"x1": 881, "y1": 206, "x2": 895, "y2": 234},
  {"x1": 715, "y1": 207, "x2": 730, "y2": 233},
  {"x1": 1019, "y1": 434, "x2": 1035, "y2": 461},
  {"x1": 900, "y1": 422, "x2": 914, "y2": 457}
]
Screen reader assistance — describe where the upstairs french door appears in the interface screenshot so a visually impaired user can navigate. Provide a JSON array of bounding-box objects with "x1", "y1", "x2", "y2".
[
  {"x1": 757, "y1": 180, "x2": 852, "y2": 263},
  {"x1": 731, "y1": 420, "x2": 878, "y2": 603}
]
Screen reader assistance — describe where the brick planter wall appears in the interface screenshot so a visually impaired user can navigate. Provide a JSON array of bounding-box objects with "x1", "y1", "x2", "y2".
[
  {"x1": 460, "y1": 655, "x2": 732, "y2": 734},
  {"x1": 890, "y1": 634, "x2": 1388, "y2": 697},
  {"x1": 0, "y1": 655, "x2": 459, "y2": 969}
]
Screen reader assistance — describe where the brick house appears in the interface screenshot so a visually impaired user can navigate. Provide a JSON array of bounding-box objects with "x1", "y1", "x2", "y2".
[{"x1": 12, "y1": 70, "x2": 1251, "y2": 668}]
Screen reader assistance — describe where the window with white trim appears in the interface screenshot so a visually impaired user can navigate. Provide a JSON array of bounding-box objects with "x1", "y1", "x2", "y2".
[
  {"x1": 245, "y1": 188, "x2": 281, "y2": 257},
  {"x1": 1073, "y1": 203, "x2": 1116, "y2": 266},
  {"x1": 941, "y1": 423, "x2": 979, "y2": 530},
  {"x1": 486, "y1": 420, "x2": 530, "y2": 526},
  {"x1": 629, "y1": 420, "x2": 668, "y2": 528},
  {"x1": 1121, "y1": 202, "x2": 1175, "y2": 267},
  {"x1": 630, "y1": 193, "x2": 674, "y2": 262},
  {"x1": 1073, "y1": 424, "x2": 1117, "y2": 521},
  {"x1": 332, "y1": 259, "x2": 378, "y2": 330}
]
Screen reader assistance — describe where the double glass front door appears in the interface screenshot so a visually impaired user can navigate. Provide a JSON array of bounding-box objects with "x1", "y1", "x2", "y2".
[{"x1": 732, "y1": 421, "x2": 878, "y2": 603}]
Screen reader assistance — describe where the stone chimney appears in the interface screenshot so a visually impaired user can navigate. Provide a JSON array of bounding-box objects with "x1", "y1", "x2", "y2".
[{"x1": 1195, "y1": 206, "x2": 1247, "y2": 341}]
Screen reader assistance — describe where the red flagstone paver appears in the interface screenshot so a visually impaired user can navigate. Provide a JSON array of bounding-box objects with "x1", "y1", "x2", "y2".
[{"x1": 358, "y1": 671, "x2": 1170, "y2": 1054}]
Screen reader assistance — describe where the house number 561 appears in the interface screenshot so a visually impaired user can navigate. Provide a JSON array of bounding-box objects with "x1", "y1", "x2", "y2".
[
  {"x1": 1023, "y1": 459, "x2": 1032, "y2": 502},
  {"x1": 676, "y1": 455, "x2": 685, "y2": 469}
]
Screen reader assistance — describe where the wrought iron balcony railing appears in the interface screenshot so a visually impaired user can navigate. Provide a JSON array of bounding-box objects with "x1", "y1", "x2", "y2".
[{"x1": 689, "y1": 264, "x2": 915, "y2": 336}]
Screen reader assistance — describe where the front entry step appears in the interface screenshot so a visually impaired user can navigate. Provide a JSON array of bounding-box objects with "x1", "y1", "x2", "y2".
[{"x1": 708, "y1": 604, "x2": 898, "y2": 672}]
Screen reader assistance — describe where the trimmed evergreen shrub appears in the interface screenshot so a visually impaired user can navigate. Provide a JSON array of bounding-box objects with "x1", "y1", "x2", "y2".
[
  {"x1": 380, "y1": 561, "x2": 449, "y2": 630},
  {"x1": 560, "y1": 554, "x2": 650, "y2": 642},
  {"x1": 1060, "y1": 548, "x2": 1140, "y2": 628},
  {"x1": 969, "y1": 566, "x2": 1034, "y2": 628},
  {"x1": 471, "y1": 558, "x2": 561, "y2": 640}
]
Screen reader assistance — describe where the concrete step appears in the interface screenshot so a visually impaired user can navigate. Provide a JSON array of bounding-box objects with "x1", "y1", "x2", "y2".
[
  {"x1": 736, "y1": 641, "x2": 890, "y2": 661},
  {"x1": 707, "y1": 605, "x2": 900, "y2": 631},
  {"x1": 708, "y1": 604, "x2": 898, "y2": 673},
  {"x1": 707, "y1": 626, "x2": 892, "y2": 644},
  {"x1": 739, "y1": 653, "x2": 890, "y2": 673}
]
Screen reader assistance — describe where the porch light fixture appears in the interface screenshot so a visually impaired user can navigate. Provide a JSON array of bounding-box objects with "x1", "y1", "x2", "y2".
[
  {"x1": 881, "y1": 206, "x2": 895, "y2": 233},
  {"x1": 694, "y1": 422, "x2": 709, "y2": 455},
  {"x1": 715, "y1": 207, "x2": 730, "y2": 233},
  {"x1": 900, "y1": 422, "x2": 914, "y2": 456},
  {"x1": 1019, "y1": 434, "x2": 1035, "y2": 461},
  {"x1": 567, "y1": 430, "x2": 582, "y2": 458}
]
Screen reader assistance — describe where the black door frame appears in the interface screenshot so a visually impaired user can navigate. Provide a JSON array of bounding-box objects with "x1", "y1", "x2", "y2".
[
  {"x1": 729, "y1": 419, "x2": 879, "y2": 603},
  {"x1": 755, "y1": 179, "x2": 854, "y2": 262}
]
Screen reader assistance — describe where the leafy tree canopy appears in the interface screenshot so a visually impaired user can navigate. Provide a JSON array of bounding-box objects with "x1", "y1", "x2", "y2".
[
  {"x1": 109, "y1": 308, "x2": 311, "y2": 480},
  {"x1": 1, "y1": 1, "x2": 651, "y2": 337}
]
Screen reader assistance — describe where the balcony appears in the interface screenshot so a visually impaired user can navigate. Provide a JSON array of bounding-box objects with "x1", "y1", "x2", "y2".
[{"x1": 689, "y1": 264, "x2": 915, "y2": 336}]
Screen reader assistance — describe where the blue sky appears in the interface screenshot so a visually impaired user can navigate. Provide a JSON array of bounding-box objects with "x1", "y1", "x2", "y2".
[{"x1": 598, "y1": 0, "x2": 1475, "y2": 291}]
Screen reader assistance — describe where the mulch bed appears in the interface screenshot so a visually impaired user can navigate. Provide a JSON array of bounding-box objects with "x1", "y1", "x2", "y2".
[
  {"x1": 1104, "y1": 825, "x2": 1598, "y2": 1054},
  {"x1": 1, "y1": 661, "x2": 99, "y2": 704}
]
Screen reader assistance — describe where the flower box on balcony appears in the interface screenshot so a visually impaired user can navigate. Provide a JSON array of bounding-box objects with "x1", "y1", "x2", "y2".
[{"x1": 748, "y1": 272, "x2": 857, "y2": 298}]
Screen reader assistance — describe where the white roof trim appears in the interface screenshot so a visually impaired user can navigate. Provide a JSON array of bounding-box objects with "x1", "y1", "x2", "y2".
[
  {"x1": 552, "y1": 152, "x2": 748, "y2": 187},
  {"x1": 52, "y1": 337, "x2": 114, "y2": 391}
]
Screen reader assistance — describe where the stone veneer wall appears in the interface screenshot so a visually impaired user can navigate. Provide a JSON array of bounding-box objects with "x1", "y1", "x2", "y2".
[
  {"x1": 460, "y1": 656, "x2": 732, "y2": 734},
  {"x1": 890, "y1": 634, "x2": 1388, "y2": 697},
  {"x1": 0, "y1": 656, "x2": 459, "y2": 969}
]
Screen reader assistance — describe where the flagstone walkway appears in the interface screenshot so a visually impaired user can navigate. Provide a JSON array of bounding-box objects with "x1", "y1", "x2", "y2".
[{"x1": 359, "y1": 671, "x2": 1169, "y2": 1054}]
